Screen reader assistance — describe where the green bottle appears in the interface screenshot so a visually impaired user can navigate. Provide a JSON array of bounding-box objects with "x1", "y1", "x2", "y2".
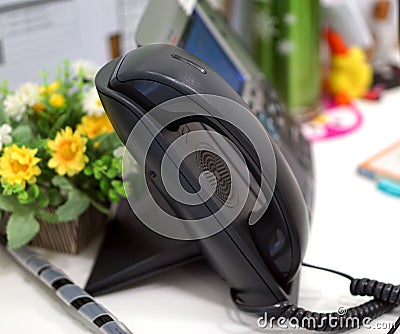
[{"x1": 253, "y1": 0, "x2": 321, "y2": 120}]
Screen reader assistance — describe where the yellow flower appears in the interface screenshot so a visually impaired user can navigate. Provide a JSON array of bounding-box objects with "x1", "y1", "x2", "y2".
[
  {"x1": 48, "y1": 81, "x2": 60, "y2": 94},
  {"x1": 49, "y1": 93, "x2": 65, "y2": 108},
  {"x1": 32, "y1": 102, "x2": 46, "y2": 112},
  {"x1": 47, "y1": 127, "x2": 88, "y2": 176},
  {"x1": 0, "y1": 144, "x2": 41, "y2": 187},
  {"x1": 77, "y1": 114, "x2": 114, "y2": 139},
  {"x1": 40, "y1": 81, "x2": 60, "y2": 95}
]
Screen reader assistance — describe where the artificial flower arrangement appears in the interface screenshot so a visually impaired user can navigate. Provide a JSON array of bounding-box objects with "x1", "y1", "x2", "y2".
[{"x1": 0, "y1": 60, "x2": 126, "y2": 250}]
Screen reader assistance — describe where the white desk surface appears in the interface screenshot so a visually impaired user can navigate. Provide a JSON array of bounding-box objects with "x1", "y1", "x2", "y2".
[{"x1": 1, "y1": 87, "x2": 400, "y2": 334}]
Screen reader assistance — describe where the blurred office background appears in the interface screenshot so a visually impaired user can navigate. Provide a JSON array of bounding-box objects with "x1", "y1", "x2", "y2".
[{"x1": 0, "y1": 0, "x2": 398, "y2": 105}]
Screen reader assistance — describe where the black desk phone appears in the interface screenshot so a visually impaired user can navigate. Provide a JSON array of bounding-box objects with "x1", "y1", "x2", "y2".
[
  {"x1": 86, "y1": 1, "x2": 400, "y2": 332},
  {"x1": 87, "y1": 0, "x2": 314, "y2": 299}
]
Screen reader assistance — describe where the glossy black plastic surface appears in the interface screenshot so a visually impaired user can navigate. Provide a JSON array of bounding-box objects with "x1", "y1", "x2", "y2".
[{"x1": 91, "y1": 44, "x2": 310, "y2": 312}]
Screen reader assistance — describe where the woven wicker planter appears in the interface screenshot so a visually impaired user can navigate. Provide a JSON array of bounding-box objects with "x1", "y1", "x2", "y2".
[{"x1": 2, "y1": 205, "x2": 108, "y2": 254}]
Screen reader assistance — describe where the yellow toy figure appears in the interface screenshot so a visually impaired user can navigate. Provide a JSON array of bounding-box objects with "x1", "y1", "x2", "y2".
[{"x1": 327, "y1": 29, "x2": 373, "y2": 105}]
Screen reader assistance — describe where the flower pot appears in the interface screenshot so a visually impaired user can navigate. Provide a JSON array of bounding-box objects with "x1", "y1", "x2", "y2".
[
  {"x1": 32, "y1": 205, "x2": 107, "y2": 254},
  {"x1": 0, "y1": 60, "x2": 126, "y2": 252},
  {"x1": 1, "y1": 205, "x2": 108, "y2": 254}
]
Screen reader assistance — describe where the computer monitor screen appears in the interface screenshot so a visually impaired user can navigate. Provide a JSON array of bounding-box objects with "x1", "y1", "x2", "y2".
[{"x1": 179, "y1": 10, "x2": 245, "y2": 93}]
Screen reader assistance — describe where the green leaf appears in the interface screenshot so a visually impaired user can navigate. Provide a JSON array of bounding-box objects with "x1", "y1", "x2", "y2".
[
  {"x1": 108, "y1": 189, "x2": 119, "y2": 203},
  {"x1": 99, "y1": 179, "x2": 109, "y2": 192},
  {"x1": 17, "y1": 191, "x2": 29, "y2": 204},
  {"x1": 94, "y1": 169, "x2": 102, "y2": 180},
  {"x1": 35, "y1": 210, "x2": 59, "y2": 224},
  {"x1": 0, "y1": 106, "x2": 10, "y2": 125},
  {"x1": 11, "y1": 125, "x2": 35, "y2": 146},
  {"x1": 56, "y1": 189, "x2": 90, "y2": 222},
  {"x1": 0, "y1": 194, "x2": 29, "y2": 213},
  {"x1": 111, "y1": 180, "x2": 126, "y2": 197},
  {"x1": 88, "y1": 133, "x2": 108, "y2": 146},
  {"x1": 106, "y1": 168, "x2": 117, "y2": 179},
  {"x1": 34, "y1": 138, "x2": 48, "y2": 150},
  {"x1": 101, "y1": 155, "x2": 112, "y2": 165},
  {"x1": 27, "y1": 184, "x2": 40, "y2": 199},
  {"x1": 111, "y1": 180, "x2": 122, "y2": 188},
  {"x1": 95, "y1": 133, "x2": 121, "y2": 152},
  {"x1": 2, "y1": 181, "x2": 25, "y2": 195},
  {"x1": 38, "y1": 194, "x2": 50, "y2": 208},
  {"x1": 49, "y1": 114, "x2": 67, "y2": 138},
  {"x1": 0, "y1": 82, "x2": 10, "y2": 124},
  {"x1": 112, "y1": 157, "x2": 122, "y2": 170},
  {"x1": 47, "y1": 189, "x2": 63, "y2": 206},
  {"x1": 39, "y1": 70, "x2": 49, "y2": 86},
  {"x1": 6, "y1": 212, "x2": 39, "y2": 249},
  {"x1": 51, "y1": 175, "x2": 73, "y2": 191},
  {"x1": 37, "y1": 119, "x2": 50, "y2": 135},
  {"x1": 83, "y1": 166, "x2": 93, "y2": 176}
]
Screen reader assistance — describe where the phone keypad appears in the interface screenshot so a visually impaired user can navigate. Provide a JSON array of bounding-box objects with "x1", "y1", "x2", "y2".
[{"x1": 243, "y1": 80, "x2": 313, "y2": 201}]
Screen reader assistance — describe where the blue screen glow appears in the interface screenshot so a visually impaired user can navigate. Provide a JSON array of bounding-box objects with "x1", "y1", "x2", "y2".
[{"x1": 180, "y1": 11, "x2": 244, "y2": 93}]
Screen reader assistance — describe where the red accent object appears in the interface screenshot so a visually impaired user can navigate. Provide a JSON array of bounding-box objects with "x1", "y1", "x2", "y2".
[
  {"x1": 335, "y1": 91, "x2": 351, "y2": 105},
  {"x1": 326, "y1": 29, "x2": 348, "y2": 55},
  {"x1": 363, "y1": 85, "x2": 385, "y2": 101}
]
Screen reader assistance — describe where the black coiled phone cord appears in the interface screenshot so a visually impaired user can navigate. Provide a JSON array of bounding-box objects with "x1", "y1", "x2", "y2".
[{"x1": 277, "y1": 263, "x2": 400, "y2": 332}]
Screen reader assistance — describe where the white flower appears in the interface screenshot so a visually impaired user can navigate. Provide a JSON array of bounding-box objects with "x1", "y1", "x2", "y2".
[
  {"x1": 113, "y1": 146, "x2": 125, "y2": 158},
  {"x1": 122, "y1": 150, "x2": 139, "y2": 176},
  {"x1": 277, "y1": 39, "x2": 295, "y2": 55},
  {"x1": 0, "y1": 124, "x2": 12, "y2": 150},
  {"x1": 82, "y1": 87, "x2": 104, "y2": 117},
  {"x1": 3, "y1": 93, "x2": 27, "y2": 121},
  {"x1": 113, "y1": 146, "x2": 140, "y2": 175},
  {"x1": 71, "y1": 60, "x2": 98, "y2": 81},
  {"x1": 3, "y1": 82, "x2": 41, "y2": 121},
  {"x1": 283, "y1": 13, "x2": 296, "y2": 26},
  {"x1": 19, "y1": 82, "x2": 41, "y2": 107},
  {"x1": 255, "y1": 11, "x2": 278, "y2": 38}
]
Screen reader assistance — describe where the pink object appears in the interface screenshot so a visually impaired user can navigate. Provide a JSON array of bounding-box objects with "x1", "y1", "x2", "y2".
[{"x1": 301, "y1": 97, "x2": 363, "y2": 142}]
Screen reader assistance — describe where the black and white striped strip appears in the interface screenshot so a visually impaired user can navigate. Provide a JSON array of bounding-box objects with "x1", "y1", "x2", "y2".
[{"x1": 7, "y1": 246, "x2": 133, "y2": 334}]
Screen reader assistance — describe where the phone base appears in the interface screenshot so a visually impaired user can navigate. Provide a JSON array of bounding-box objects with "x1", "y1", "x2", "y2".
[{"x1": 85, "y1": 199, "x2": 202, "y2": 296}]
